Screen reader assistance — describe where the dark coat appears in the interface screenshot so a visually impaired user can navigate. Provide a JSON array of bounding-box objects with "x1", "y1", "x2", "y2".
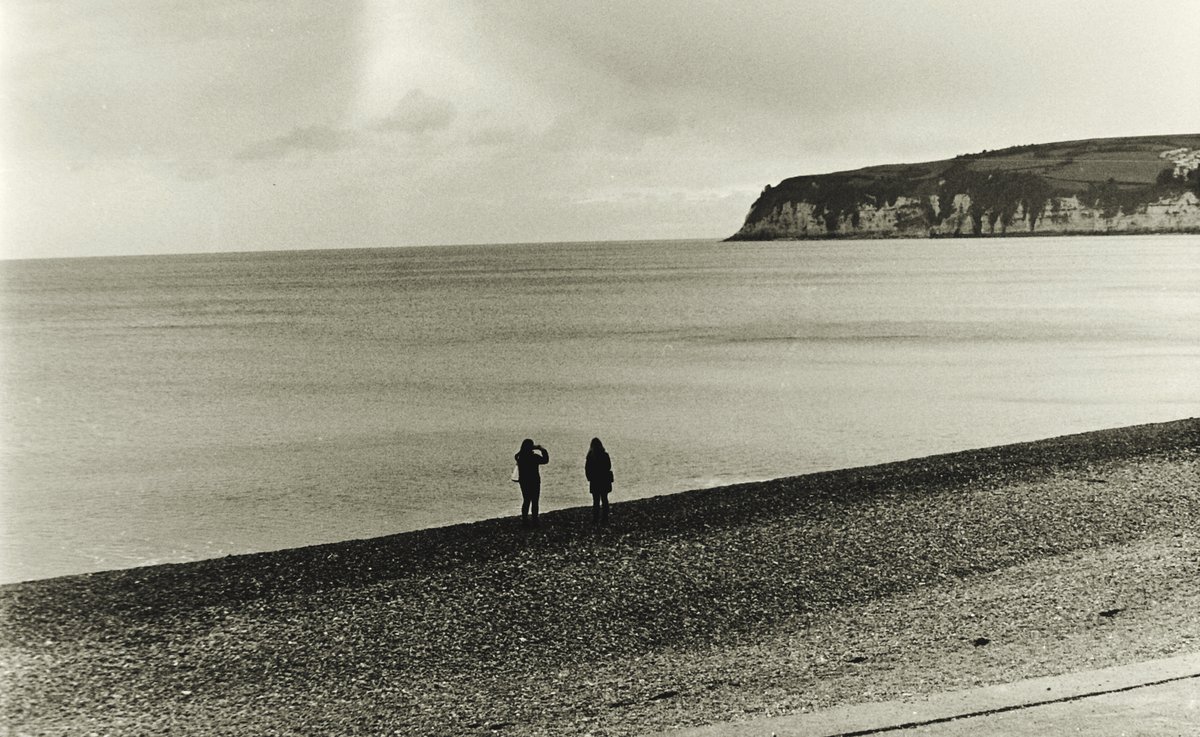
[
  {"x1": 585, "y1": 450, "x2": 613, "y2": 494},
  {"x1": 515, "y1": 446, "x2": 549, "y2": 489}
]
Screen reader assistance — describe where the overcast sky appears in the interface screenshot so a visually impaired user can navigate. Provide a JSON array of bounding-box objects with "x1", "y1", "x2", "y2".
[{"x1": 4, "y1": 0, "x2": 1199, "y2": 259}]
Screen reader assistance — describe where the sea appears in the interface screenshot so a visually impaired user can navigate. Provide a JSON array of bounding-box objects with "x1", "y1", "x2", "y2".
[{"x1": 2, "y1": 235, "x2": 1198, "y2": 584}]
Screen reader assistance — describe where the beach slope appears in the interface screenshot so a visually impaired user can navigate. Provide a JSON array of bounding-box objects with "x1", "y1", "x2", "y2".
[{"x1": 2, "y1": 419, "x2": 1198, "y2": 736}]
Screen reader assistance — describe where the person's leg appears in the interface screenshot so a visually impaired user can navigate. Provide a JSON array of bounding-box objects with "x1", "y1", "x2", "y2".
[
  {"x1": 521, "y1": 485, "x2": 533, "y2": 525},
  {"x1": 530, "y1": 484, "x2": 540, "y2": 525},
  {"x1": 600, "y1": 492, "x2": 610, "y2": 524},
  {"x1": 592, "y1": 492, "x2": 601, "y2": 525}
]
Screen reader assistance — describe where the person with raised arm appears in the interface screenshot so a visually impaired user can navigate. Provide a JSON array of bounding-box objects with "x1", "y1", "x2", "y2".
[{"x1": 513, "y1": 438, "x2": 549, "y2": 527}]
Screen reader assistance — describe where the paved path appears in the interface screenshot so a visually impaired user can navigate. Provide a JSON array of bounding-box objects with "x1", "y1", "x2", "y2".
[{"x1": 654, "y1": 652, "x2": 1200, "y2": 736}]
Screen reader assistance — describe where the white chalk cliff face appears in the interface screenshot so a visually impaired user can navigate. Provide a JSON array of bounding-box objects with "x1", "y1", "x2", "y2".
[
  {"x1": 932, "y1": 191, "x2": 1200, "y2": 236},
  {"x1": 738, "y1": 196, "x2": 930, "y2": 239},
  {"x1": 735, "y1": 191, "x2": 1200, "y2": 239},
  {"x1": 733, "y1": 144, "x2": 1200, "y2": 240}
]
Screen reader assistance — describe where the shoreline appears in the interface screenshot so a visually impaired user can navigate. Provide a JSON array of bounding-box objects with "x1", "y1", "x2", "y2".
[
  {"x1": 4, "y1": 417, "x2": 1195, "y2": 595},
  {"x1": 726, "y1": 226, "x2": 1200, "y2": 241},
  {"x1": 2, "y1": 418, "x2": 1198, "y2": 735}
]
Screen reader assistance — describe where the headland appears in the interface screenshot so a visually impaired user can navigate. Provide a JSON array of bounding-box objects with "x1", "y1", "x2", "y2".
[{"x1": 728, "y1": 134, "x2": 1200, "y2": 240}]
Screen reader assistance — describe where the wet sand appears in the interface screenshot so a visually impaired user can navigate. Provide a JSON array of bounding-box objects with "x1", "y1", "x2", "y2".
[{"x1": 2, "y1": 418, "x2": 1197, "y2": 736}]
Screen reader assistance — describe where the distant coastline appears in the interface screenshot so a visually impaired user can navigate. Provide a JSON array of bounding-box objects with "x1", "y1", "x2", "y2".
[
  {"x1": 730, "y1": 226, "x2": 1200, "y2": 241},
  {"x1": 729, "y1": 134, "x2": 1200, "y2": 241},
  {"x1": 3, "y1": 418, "x2": 1197, "y2": 735}
]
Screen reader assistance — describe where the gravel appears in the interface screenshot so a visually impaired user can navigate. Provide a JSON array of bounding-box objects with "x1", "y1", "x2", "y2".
[{"x1": 2, "y1": 418, "x2": 1197, "y2": 736}]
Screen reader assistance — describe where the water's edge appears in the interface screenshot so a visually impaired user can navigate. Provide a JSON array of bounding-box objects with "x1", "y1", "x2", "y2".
[{"x1": 3, "y1": 417, "x2": 1193, "y2": 598}]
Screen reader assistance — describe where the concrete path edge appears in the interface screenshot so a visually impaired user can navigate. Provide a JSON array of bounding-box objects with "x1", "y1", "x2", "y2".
[{"x1": 652, "y1": 651, "x2": 1200, "y2": 737}]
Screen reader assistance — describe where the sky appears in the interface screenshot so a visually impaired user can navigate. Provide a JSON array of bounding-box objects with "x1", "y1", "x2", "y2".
[{"x1": 3, "y1": 0, "x2": 1199, "y2": 259}]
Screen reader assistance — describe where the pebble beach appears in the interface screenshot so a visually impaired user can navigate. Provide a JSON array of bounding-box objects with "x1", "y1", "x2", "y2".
[{"x1": 2, "y1": 418, "x2": 1198, "y2": 736}]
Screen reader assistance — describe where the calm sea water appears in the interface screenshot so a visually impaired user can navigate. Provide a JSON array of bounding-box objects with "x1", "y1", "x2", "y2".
[{"x1": 2, "y1": 236, "x2": 1198, "y2": 583}]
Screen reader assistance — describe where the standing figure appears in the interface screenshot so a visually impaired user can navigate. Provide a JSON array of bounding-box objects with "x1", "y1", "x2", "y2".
[
  {"x1": 514, "y1": 438, "x2": 549, "y2": 527},
  {"x1": 585, "y1": 437, "x2": 613, "y2": 526}
]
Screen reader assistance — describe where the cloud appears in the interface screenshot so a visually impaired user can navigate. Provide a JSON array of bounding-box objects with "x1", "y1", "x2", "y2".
[
  {"x1": 6, "y1": 1, "x2": 361, "y2": 162},
  {"x1": 461, "y1": 0, "x2": 1200, "y2": 143},
  {"x1": 467, "y1": 125, "x2": 525, "y2": 146},
  {"x1": 375, "y1": 89, "x2": 457, "y2": 134},
  {"x1": 610, "y1": 107, "x2": 681, "y2": 138},
  {"x1": 171, "y1": 159, "x2": 225, "y2": 182},
  {"x1": 235, "y1": 125, "x2": 358, "y2": 161},
  {"x1": 9, "y1": 0, "x2": 1200, "y2": 257}
]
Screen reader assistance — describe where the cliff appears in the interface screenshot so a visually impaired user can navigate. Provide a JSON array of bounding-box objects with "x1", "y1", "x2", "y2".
[{"x1": 728, "y1": 134, "x2": 1200, "y2": 240}]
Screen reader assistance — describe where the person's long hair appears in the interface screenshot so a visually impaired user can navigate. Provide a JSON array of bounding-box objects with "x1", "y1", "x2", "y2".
[
  {"x1": 518, "y1": 438, "x2": 535, "y2": 456},
  {"x1": 588, "y1": 437, "x2": 605, "y2": 456}
]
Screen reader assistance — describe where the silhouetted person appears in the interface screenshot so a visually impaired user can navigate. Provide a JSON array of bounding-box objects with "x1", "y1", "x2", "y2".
[
  {"x1": 514, "y1": 438, "x2": 549, "y2": 527},
  {"x1": 585, "y1": 437, "x2": 613, "y2": 526}
]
